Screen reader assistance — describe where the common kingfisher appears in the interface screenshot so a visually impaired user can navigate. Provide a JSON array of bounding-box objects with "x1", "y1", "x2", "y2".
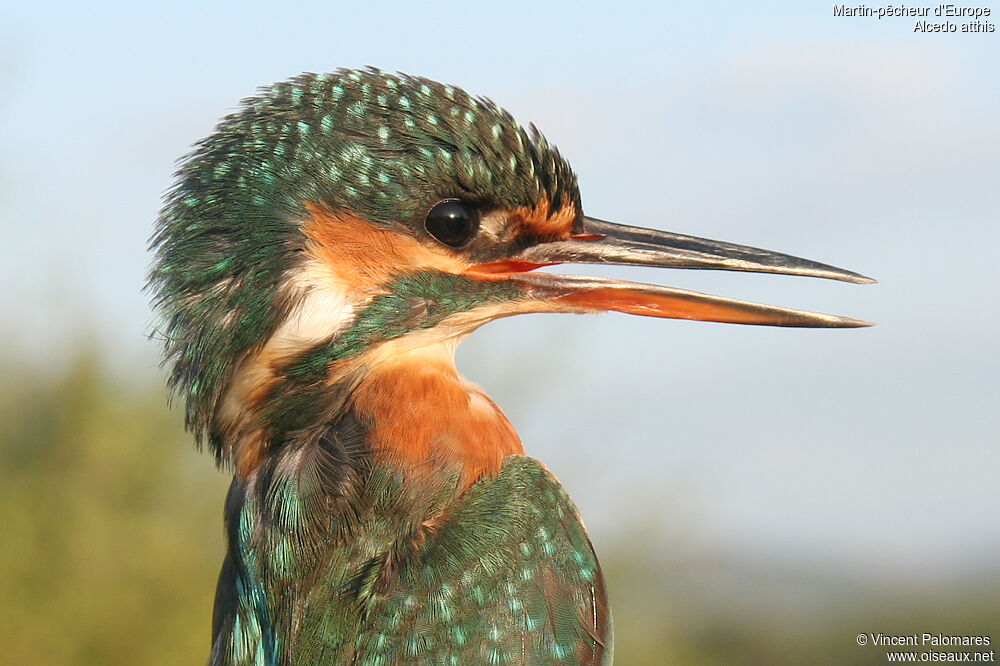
[{"x1": 149, "y1": 68, "x2": 872, "y2": 665}]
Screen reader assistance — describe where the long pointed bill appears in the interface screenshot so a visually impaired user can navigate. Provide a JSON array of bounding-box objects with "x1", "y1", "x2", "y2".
[
  {"x1": 469, "y1": 216, "x2": 874, "y2": 327},
  {"x1": 520, "y1": 216, "x2": 875, "y2": 284}
]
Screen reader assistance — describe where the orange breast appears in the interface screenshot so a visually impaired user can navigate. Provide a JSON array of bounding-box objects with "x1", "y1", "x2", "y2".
[{"x1": 352, "y1": 355, "x2": 523, "y2": 488}]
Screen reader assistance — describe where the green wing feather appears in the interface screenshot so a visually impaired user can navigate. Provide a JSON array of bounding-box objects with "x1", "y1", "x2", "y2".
[
  {"x1": 214, "y1": 455, "x2": 611, "y2": 665},
  {"x1": 345, "y1": 456, "x2": 612, "y2": 665}
]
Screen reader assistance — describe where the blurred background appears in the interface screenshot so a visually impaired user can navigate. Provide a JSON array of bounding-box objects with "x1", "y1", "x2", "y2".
[{"x1": 1, "y1": 2, "x2": 997, "y2": 664}]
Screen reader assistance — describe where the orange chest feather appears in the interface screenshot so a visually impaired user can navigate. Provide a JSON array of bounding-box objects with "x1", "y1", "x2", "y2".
[{"x1": 351, "y1": 359, "x2": 523, "y2": 487}]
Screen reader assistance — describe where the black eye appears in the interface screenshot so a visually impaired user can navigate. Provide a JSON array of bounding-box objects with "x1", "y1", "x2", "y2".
[{"x1": 424, "y1": 199, "x2": 478, "y2": 247}]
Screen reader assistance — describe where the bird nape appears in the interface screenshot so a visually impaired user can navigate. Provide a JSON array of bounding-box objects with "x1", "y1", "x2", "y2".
[{"x1": 148, "y1": 67, "x2": 872, "y2": 666}]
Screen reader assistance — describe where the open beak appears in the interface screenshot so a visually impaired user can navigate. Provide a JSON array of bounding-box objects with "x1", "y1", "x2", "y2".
[{"x1": 470, "y1": 216, "x2": 874, "y2": 327}]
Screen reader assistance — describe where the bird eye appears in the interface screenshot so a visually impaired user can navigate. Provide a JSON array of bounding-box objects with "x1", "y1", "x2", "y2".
[{"x1": 424, "y1": 199, "x2": 479, "y2": 248}]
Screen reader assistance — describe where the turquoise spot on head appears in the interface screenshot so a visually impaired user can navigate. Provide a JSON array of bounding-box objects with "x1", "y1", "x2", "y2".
[
  {"x1": 340, "y1": 145, "x2": 359, "y2": 163},
  {"x1": 151, "y1": 68, "x2": 582, "y2": 446},
  {"x1": 348, "y1": 101, "x2": 365, "y2": 119}
]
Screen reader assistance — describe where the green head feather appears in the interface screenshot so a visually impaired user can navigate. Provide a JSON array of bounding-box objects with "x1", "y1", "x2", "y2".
[{"x1": 148, "y1": 67, "x2": 579, "y2": 450}]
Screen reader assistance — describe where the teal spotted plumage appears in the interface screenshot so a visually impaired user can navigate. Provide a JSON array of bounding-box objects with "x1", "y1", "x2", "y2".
[
  {"x1": 151, "y1": 67, "x2": 871, "y2": 666},
  {"x1": 151, "y1": 68, "x2": 609, "y2": 665},
  {"x1": 150, "y1": 68, "x2": 576, "y2": 457},
  {"x1": 218, "y1": 452, "x2": 608, "y2": 665}
]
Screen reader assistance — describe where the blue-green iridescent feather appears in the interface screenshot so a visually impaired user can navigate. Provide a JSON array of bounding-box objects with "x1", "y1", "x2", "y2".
[
  {"x1": 148, "y1": 68, "x2": 578, "y2": 458},
  {"x1": 214, "y1": 444, "x2": 610, "y2": 665},
  {"x1": 150, "y1": 68, "x2": 611, "y2": 664}
]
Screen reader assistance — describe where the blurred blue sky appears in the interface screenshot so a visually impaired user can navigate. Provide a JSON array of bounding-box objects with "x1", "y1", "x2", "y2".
[{"x1": 2, "y1": 2, "x2": 997, "y2": 578}]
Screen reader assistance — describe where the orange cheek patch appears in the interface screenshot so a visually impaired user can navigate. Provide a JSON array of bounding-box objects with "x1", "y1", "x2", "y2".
[
  {"x1": 352, "y1": 358, "x2": 523, "y2": 487},
  {"x1": 301, "y1": 202, "x2": 468, "y2": 290},
  {"x1": 508, "y1": 194, "x2": 578, "y2": 239},
  {"x1": 219, "y1": 346, "x2": 299, "y2": 478}
]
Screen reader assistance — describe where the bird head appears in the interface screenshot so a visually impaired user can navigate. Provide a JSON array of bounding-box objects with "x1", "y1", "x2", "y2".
[{"x1": 149, "y1": 68, "x2": 871, "y2": 474}]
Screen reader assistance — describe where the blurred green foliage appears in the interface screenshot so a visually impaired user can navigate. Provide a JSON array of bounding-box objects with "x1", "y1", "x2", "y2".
[
  {"x1": 1, "y1": 351, "x2": 996, "y2": 664},
  {"x1": 0, "y1": 353, "x2": 228, "y2": 664}
]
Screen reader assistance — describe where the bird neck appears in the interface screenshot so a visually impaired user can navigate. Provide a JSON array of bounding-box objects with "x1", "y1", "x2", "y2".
[
  {"x1": 352, "y1": 344, "x2": 524, "y2": 489},
  {"x1": 219, "y1": 338, "x2": 523, "y2": 490}
]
